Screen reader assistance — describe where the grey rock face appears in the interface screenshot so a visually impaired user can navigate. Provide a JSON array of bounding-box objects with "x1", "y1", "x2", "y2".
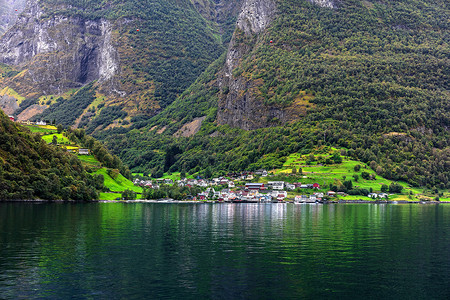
[
  {"x1": 217, "y1": 76, "x2": 289, "y2": 130},
  {"x1": 0, "y1": 94, "x2": 19, "y2": 114},
  {"x1": 236, "y1": 0, "x2": 276, "y2": 35},
  {"x1": 223, "y1": 0, "x2": 276, "y2": 77},
  {"x1": 0, "y1": 0, "x2": 27, "y2": 35},
  {"x1": 308, "y1": 0, "x2": 336, "y2": 8},
  {"x1": 217, "y1": 0, "x2": 282, "y2": 130},
  {"x1": 0, "y1": 0, "x2": 119, "y2": 93}
]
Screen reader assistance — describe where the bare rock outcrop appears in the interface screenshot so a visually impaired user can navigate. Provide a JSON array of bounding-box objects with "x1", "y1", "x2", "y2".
[
  {"x1": 0, "y1": 94, "x2": 18, "y2": 114},
  {"x1": 0, "y1": 0, "x2": 119, "y2": 95},
  {"x1": 0, "y1": 0, "x2": 27, "y2": 35},
  {"x1": 217, "y1": 0, "x2": 282, "y2": 130},
  {"x1": 308, "y1": 0, "x2": 336, "y2": 9}
]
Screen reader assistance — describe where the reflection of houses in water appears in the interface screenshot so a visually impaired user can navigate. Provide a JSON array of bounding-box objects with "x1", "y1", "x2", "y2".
[
  {"x1": 311, "y1": 202, "x2": 323, "y2": 224},
  {"x1": 367, "y1": 202, "x2": 386, "y2": 228},
  {"x1": 265, "y1": 203, "x2": 287, "y2": 225},
  {"x1": 223, "y1": 202, "x2": 236, "y2": 220}
]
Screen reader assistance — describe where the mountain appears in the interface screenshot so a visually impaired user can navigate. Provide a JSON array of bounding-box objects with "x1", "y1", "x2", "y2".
[
  {"x1": 0, "y1": 0, "x2": 449, "y2": 190},
  {"x1": 96, "y1": 0, "x2": 449, "y2": 189},
  {"x1": 0, "y1": 0, "x2": 242, "y2": 127},
  {"x1": 217, "y1": 0, "x2": 449, "y2": 129},
  {"x1": 0, "y1": 110, "x2": 102, "y2": 200}
]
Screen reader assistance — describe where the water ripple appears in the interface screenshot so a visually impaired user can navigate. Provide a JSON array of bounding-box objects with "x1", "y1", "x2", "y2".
[{"x1": 0, "y1": 203, "x2": 448, "y2": 299}]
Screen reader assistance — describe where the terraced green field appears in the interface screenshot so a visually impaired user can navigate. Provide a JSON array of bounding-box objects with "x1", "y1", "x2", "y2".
[
  {"x1": 268, "y1": 152, "x2": 431, "y2": 201},
  {"x1": 25, "y1": 125, "x2": 57, "y2": 134},
  {"x1": 276, "y1": 154, "x2": 392, "y2": 191},
  {"x1": 77, "y1": 154, "x2": 101, "y2": 166}
]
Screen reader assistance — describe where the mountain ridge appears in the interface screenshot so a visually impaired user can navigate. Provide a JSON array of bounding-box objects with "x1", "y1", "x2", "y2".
[
  {"x1": 0, "y1": 0, "x2": 242, "y2": 125},
  {"x1": 96, "y1": 0, "x2": 449, "y2": 190},
  {"x1": 0, "y1": 0, "x2": 449, "y2": 191}
]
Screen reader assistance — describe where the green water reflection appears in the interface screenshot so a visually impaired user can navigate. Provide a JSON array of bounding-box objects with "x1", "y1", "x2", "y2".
[{"x1": 0, "y1": 203, "x2": 448, "y2": 299}]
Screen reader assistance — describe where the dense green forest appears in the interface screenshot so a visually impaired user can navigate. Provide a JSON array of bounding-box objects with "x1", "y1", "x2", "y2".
[
  {"x1": 94, "y1": 0, "x2": 449, "y2": 190},
  {"x1": 0, "y1": 111, "x2": 103, "y2": 200},
  {"x1": 34, "y1": 83, "x2": 96, "y2": 125}
]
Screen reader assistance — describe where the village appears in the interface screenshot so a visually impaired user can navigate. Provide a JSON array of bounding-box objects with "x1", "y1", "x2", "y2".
[
  {"x1": 133, "y1": 172, "x2": 391, "y2": 203},
  {"x1": 9, "y1": 118, "x2": 431, "y2": 203}
]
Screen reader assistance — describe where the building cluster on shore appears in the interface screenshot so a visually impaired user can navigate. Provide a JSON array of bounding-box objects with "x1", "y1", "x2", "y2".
[
  {"x1": 133, "y1": 171, "x2": 398, "y2": 202},
  {"x1": 199, "y1": 188, "x2": 326, "y2": 203},
  {"x1": 133, "y1": 174, "x2": 333, "y2": 203}
]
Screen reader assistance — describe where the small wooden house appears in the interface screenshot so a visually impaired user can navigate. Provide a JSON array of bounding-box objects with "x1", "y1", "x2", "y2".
[{"x1": 78, "y1": 148, "x2": 89, "y2": 155}]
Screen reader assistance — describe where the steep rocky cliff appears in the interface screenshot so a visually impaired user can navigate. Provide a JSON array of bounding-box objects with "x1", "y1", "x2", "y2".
[
  {"x1": 0, "y1": 0, "x2": 27, "y2": 34},
  {"x1": 217, "y1": 0, "x2": 280, "y2": 130},
  {"x1": 0, "y1": 0, "x2": 125, "y2": 119},
  {"x1": 216, "y1": 0, "x2": 335, "y2": 130},
  {"x1": 0, "y1": 0, "x2": 237, "y2": 126},
  {"x1": 0, "y1": 1, "x2": 118, "y2": 94}
]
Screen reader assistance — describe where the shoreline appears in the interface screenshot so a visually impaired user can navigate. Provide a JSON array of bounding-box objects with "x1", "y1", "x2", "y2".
[{"x1": 1, "y1": 199, "x2": 446, "y2": 204}]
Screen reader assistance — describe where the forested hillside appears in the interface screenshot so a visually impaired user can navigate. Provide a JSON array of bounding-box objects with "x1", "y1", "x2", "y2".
[
  {"x1": 1, "y1": 0, "x2": 449, "y2": 191},
  {"x1": 0, "y1": 0, "x2": 241, "y2": 128},
  {"x1": 96, "y1": 0, "x2": 449, "y2": 190},
  {"x1": 0, "y1": 111, "x2": 103, "y2": 200}
]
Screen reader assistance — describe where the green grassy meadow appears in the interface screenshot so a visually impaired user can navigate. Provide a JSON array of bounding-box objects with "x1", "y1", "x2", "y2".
[
  {"x1": 77, "y1": 154, "x2": 101, "y2": 166},
  {"x1": 95, "y1": 168, "x2": 143, "y2": 194},
  {"x1": 275, "y1": 154, "x2": 393, "y2": 192},
  {"x1": 25, "y1": 125, "x2": 57, "y2": 134},
  {"x1": 267, "y1": 152, "x2": 434, "y2": 201},
  {"x1": 99, "y1": 192, "x2": 122, "y2": 200},
  {"x1": 41, "y1": 133, "x2": 71, "y2": 144}
]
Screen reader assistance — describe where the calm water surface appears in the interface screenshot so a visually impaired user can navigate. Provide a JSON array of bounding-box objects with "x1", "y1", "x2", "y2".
[{"x1": 0, "y1": 203, "x2": 448, "y2": 299}]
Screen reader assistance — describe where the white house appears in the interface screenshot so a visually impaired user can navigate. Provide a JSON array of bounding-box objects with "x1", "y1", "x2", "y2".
[
  {"x1": 286, "y1": 183, "x2": 296, "y2": 190},
  {"x1": 197, "y1": 180, "x2": 208, "y2": 187},
  {"x1": 245, "y1": 174, "x2": 254, "y2": 180},
  {"x1": 271, "y1": 190, "x2": 287, "y2": 198},
  {"x1": 78, "y1": 148, "x2": 89, "y2": 155},
  {"x1": 268, "y1": 181, "x2": 285, "y2": 190}
]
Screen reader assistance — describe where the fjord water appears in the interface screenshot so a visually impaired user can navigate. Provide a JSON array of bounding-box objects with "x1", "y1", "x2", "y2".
[{"x1": 0, "y1": 203, "x2": 448, "y2": 299}]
